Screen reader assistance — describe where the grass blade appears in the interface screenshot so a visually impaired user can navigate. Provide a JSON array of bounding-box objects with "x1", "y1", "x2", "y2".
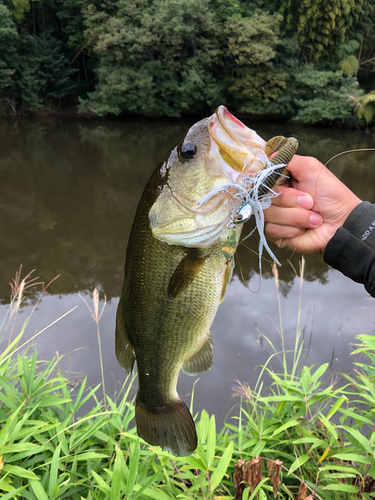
[
  {"x1": 126, "y1": 439, "x2": 140, "y2": 498},
  {"x1": 210, "y1": 441, "x2": 233, "y2": 492},
  {"x1": 30, "y1": 480, "x2": 49, "y2": 500},
  {"x1": 49, "y1": 443, "x2": 62, "y2": 499}
]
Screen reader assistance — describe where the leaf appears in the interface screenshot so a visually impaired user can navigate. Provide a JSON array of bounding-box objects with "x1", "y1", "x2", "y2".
[
  {"x1": 332, "y1": 453, "x2": 371, "y2": 464},
  {"x1": 320, "y1": 465, "x2": 359, "y2": 474},
  {"x1": 260, "y1": 396, "x2": 302, "y2": 402},
  {"x1": 74, "y1": 452, "x2": 109, "y2": 461},
  {"x1": 132, "y1": 484, "x2": 170, "y2": 500},
  {"x1": 182, "y1": 456, "x2": 206, "y2": 472},
  {"x1": 270, "y1": 420, "x2": 299, "y2": 438},
  {"x1": 319, "y1": 414, "x2": 338, "y2": 442},
  {"x1": 132, "y1": 466, "x2": 164, "y2": 500},
  {"x1": 30, "y1": 480, "x2": 49, "y2": 500},
  {"x1": 2, "y1": 443, "x2": 43, "y2": 455},
  {"x1": 250, "y1": 441, "x2": 266, "y2": 457},
  {"x1": 198, "y1": 410, "x2": 209, "y2": 443},
  {"x1": 206, "y1": 415, "x2": 216, "y2": 469},
  {"x1": 318, "y1": 446, "x2": 330, "y2": 463},
  {"x1": 111, "y1": 448, "x2": 124, "y2": 500},
  {"x1": 327, "y1": 395, "x2": 347, "y2": 420},
  {"x1": 2, "y1": 465, "x2": 39, "y2": 480},
  {"x1": 210, "y1": 441, "x2": 233, "y2": 492},
  {"x1": 292, "y1": 437, "x2": 327, "y2": 450},
  {"x1": 297, "y1": 481, "x2": 308, "y2": 500},
  {"x1": 243, "y1": 487, "x2": 251, "y2": 500},
  {"x1": 339, "y1": 426, "x2": 373, "y2": 454},
  {"x1": 289, "y1": 454, "x2": 309, "y2": 474},
  {"x1": 126, "y1": 439, "x2": 139, "y2": 498},
  {"x1": 0, "y1": 406, "x2": 22, "y2": 450},
  {"x1": 92, "y1": 470, "x2": 112, "y2": 495},
  {"x1": 0, "y1": 487, "x2": 28, "y2": 500},
  {"x1": 340, "y1": 408, "x2": 374, "y2": 426},
  {"x1": 49, "y1": 443, "x2": 62, "y2": 499},
  {"x1": 323, "y1": 484, "x2": 359, "y2": 493},
  {"x1": 249, "y1": 477, "x2": 269, "y2": 500}
]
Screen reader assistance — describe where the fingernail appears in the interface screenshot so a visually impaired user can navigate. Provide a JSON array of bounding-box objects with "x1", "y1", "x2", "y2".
[
  {"x1": 310, "y1": 213, "x2": 323, "y2": 227},
  {"x1": 274, "y1": 239, "x2": 284, "y2": 248},
  {"x1": 298, "y1": 195, "x2": 313, "y2": 209}
]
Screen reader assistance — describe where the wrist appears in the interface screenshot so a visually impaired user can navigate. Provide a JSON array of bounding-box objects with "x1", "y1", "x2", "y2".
[
  {"x1": 343, "y1": 197, "x2": 363, "y2": 225},
  {"x1": 332, "y1": 196, "x2": 362, "y2": 231}
]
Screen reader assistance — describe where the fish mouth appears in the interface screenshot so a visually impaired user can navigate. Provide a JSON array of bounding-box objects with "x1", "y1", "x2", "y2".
[{"x1": 208, "y1": 106, "x2": 267, "y2": 179}]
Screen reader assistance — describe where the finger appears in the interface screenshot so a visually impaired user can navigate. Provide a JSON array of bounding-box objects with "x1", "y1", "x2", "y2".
[
  {"x1": 265, "y1": 223, "x2": 305, "y2": 241},
  {"x1": 287, "y1": 155, "x2": 324, "y2": 179},
  {"x1": 264, "y1": 205, "x2": 323, "y2": 229},
  {"x1": 271, "y1": 186, "x2": 314, "y2": 209},
  {"x1": 274, "y1": 232, "x2": 325, "y2": 255}
]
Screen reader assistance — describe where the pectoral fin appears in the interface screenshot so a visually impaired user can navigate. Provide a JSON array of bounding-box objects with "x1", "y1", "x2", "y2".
[
  {"x1": 220, "y1": 259, "x2": 234, "y2": 303},
  {"x1": 183, "y1": 332, "x2": 214, "y2": 376},
  {"x1": 168, "y1": 249, "x2": 206, "y2": 298},
  {"x1": 115, "y1": 295, "x2": 135, "y2": 373}
]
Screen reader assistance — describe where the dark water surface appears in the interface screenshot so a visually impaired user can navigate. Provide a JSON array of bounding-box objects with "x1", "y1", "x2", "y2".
[{"x1": 1, "y1": 117, "x2": 375, "y2": 425}]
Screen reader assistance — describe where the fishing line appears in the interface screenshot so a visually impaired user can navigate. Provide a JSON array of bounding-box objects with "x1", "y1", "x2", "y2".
[
  {"x1": 313, "y1": 148, "x2": 375, "y2": 214},
  {"x1": 235, "y1": 248, "x2": 262, "y2": 294},
  {"x1": 325, "y1": 148, "x2": 375, "y2": 168}
]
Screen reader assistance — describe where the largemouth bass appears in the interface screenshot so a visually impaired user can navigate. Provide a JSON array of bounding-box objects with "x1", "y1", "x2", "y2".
[{"x1": 115, "y1": 106, "x2": 298, "y2": 456}]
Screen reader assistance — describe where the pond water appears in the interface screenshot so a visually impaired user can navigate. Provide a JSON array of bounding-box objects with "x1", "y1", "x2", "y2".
[{"x1": 1, "y1": 117, "x2": 375, "y2": 426}]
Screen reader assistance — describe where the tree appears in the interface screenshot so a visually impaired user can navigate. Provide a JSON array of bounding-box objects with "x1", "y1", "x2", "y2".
[
  {"x1": 80, "y1": 0, "x2": 223, "y2": 116},
  {"x1": 353, "y1": 90, "x2": 375, "y2": 123},
  {"x1": 0, "y1": 3, "x2": 18, "y2": 112},
  {"x1": 81, "y1": 0, "x2": 284, "y2": 116},
  {"x1": 279, "y1": 0, "x2": 372, "y2": 62}
]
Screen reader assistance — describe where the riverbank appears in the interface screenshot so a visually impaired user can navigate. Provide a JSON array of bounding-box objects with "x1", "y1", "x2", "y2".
[
  {"x1": 1, "y1": 268, "x2": 374, "y2": 499},
  {"x1": 2, "y1": 103, "x2": 375, "y2": 132}
]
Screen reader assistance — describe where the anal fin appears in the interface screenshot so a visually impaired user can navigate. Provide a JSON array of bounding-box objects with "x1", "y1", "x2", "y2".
[
  {"x1": 115, "y1": 295, "x2": 135, "y2": 373},
  {"x1": 168, "y1": 249, "x2": 206, "y2": 298},
  {"x1": 183, "y1": 332, "x2": 213, "y2": 376}
]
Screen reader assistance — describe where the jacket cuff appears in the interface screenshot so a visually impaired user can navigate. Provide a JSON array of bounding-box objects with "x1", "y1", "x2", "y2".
[{"x1": 324, "y1": 202, "x2": 375, "y2": 296}]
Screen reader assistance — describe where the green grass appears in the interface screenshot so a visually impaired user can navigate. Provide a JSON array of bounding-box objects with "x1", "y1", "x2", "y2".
[{"x1": 0, "y1": 263, "x2": 374, "y2": 499}]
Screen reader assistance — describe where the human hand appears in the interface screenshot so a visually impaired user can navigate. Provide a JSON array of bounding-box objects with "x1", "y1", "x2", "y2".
[{"x1": 264, "y1": 155, "x2": 362, "y2": 254}]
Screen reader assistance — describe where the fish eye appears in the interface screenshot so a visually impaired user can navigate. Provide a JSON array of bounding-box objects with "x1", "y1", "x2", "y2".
[{"x1": 181, "y1": 142, "x2": 197, "y2": 159}]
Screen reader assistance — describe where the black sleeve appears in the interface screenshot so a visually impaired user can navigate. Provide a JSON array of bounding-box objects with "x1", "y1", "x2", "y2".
[{"x1": 323, "y1": 201, "x2": 375, "y2": 297}]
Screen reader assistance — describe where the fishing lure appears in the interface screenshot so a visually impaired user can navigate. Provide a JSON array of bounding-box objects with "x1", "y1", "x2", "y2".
[{"x1": 197, "y1": 136, "x2": 299, "y2": 271}]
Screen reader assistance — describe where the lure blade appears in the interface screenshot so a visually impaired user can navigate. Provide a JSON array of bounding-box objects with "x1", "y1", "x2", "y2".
[{"x1": 235, "y1": 204, "x2": 252, "y2": 224}]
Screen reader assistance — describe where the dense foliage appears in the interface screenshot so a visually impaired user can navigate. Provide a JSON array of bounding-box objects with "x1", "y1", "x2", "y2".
[
  {"x1": 0, "y1": 0, "x2": 374, "y2": 125},
  {"x1": 1, "y1": 269, "x2": 374, "y2": 499}
]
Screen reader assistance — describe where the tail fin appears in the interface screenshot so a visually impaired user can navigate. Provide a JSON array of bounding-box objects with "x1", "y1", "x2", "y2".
[{"x1": 135, "y1": 396, "x2": 197, "y2": 456}]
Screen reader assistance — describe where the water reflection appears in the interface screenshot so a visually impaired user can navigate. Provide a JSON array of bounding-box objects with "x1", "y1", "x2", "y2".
[{"x1": 0, "y1": 117, "x2": 375, "y2": 424}]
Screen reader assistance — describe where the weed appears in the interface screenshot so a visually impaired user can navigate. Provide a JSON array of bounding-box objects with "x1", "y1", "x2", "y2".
[{"x1": 0, "y1": 267, "x2": 374, "y2": 499}]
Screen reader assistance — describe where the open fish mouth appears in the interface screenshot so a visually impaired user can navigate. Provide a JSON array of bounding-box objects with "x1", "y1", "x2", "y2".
[
  {"x1": 149, "y1": 105, "x2": 298, "y2": 254},
  {"x1": 199, "y1": 107, "x2": 299, "y2": 268},
  {"x1": 208, "y1": 106, "x2": 268, "y2": 180}
]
